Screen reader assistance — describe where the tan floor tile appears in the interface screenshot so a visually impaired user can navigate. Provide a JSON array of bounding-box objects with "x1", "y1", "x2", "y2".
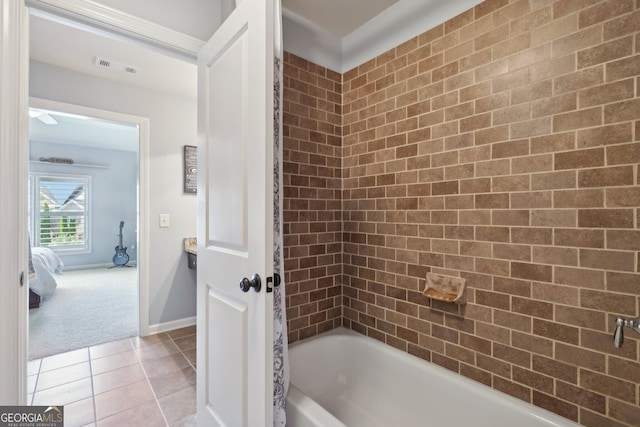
[
  {"x1": 29, "y1": 329, "x2": 198, "y2": 427},
  {"x1": 28, "y1": 374, "x2": 37, "y2": 395},
  {"x1": 92, "y1": 363, "x2": 146, "y2": 395},
  {"x1": 140, "y1": 353, "x2": 190, "y2": 378},
  {"x1": 171, "y1": 414, "x2": 197, "y2": 427},
  {"x1": 96, "y1": 400, "x2": 166, "y2": 427},
  {"x1": 91, "y1": 350, "x2": 139, "y2": 375},
  {"x1": 36, "y1": 362, "x2": 91, "y2": 391},
  {"x1": 94, "y1": 379, "x2": 155, "y2": 420},
  {"x1": 64, "y1": 397, "x2": 95, "y2": 427},
  {"x1": 32, "y1": 377, "x2": 93, "y2": 406},
  {"x1": 40, "y1": 348, "x2": 89, "y2": 372},
  {"x1": 182, "y1": 348, "x2": 196, "y2": 369},
  {"x1": 148, "y1": 366, "x2": 196, "y2": 399},
  {"x1": 172, "y1": 334, "x2": 196, "y2": 352},
  {"x1": 166, "y1": 326, "x2": 196, "y2": 340},
  {"x1": 157, "y1": 385, "x2": 196, "y2": 425},
  {"x1": 28, "y1": 359, "x2": 41, "y2": 376},
  {"x1": 130, "y1": 333, "x2": 171, "y2": 349},
  {"x1": 135, "y1": 340, "x2": 180, "y2": 361},
  {"x1": 90, "y1": 339, "x2": 134, "y2": 360}
]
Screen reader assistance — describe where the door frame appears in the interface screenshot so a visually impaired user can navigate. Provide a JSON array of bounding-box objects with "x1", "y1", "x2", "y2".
[
  {"x1": 26, "y1": 0, "x2": 205, "y2": 59},
  {"x1": 0, "y1": 0, "x2": 207, "y2": 403},
  {"x1": 0, "y1": 0, "x2": 30, "y2": 404},
  {"x1": 29, "y1": 96, "x2": 151, "y2": 337}
]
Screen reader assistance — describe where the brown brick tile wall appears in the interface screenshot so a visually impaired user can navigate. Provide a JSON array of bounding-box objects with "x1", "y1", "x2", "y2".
[
  {"x1": 283, "y1": 52, "x2": 343, "y2": 342},
  {"x1": 284, "y1": 0, "x2": 640, "y2": 425}
]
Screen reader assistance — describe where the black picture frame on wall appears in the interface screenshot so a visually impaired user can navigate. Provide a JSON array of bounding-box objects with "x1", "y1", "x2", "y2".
[{"x1": 184, "y1": 145, "x2": 197, "y2": 194}]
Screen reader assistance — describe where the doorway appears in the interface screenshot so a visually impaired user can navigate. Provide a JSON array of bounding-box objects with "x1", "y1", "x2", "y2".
[
  {"x1": 0, "y1": 0, "x2": 200, "y2": 406},
  {"x1": 27, "y1": 104, "x2": 141, "y2": 360},
  {"x1": 27, "y1": 0, "x2": 199, "y2": 345}
]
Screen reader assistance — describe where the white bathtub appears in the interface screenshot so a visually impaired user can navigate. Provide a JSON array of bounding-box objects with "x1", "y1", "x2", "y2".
[{"x1": 286, "y1": 328, "x2": 581, "y2": 427}]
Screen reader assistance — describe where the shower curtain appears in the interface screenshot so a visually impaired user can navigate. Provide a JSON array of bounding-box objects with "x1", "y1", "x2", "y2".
[{"x1": 272, "y1": 1, "x2": 289, "y2": 425}]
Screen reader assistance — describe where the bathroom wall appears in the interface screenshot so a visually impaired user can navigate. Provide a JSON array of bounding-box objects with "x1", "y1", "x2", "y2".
[
  {"x1": 285, "y1": 0, "x2": 640, "y2": 425},
  {"x1": 283, "y1": 53, "x2": 344, "y2": 342},
  {"x1": 31, "y1": 61, "x2": 198, "y2": 328}
]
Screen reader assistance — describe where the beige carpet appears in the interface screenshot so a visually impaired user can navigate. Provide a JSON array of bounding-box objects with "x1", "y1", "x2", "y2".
[{"x1": 29, "y1": 267, "x2": 138, "y2": 360}]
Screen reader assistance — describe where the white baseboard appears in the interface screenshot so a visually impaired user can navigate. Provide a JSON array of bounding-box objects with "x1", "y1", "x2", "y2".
[
  {"x1": 146, "y1": 316, "x2": 196, "y2": 336},
  {"x1": 64, "y1": 262, "x2": 138, "y2": 271}
]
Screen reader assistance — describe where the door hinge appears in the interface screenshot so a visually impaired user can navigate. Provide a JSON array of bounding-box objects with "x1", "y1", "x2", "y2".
[
  {"x1": 20, "y1": 271, "x2": 25, "y2": 287},
  {"x1": 266, "y1": 273, "x2": 281, "y2": 293}
]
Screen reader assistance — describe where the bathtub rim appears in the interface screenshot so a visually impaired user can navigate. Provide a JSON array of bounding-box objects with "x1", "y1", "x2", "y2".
[
  {"x1": 286, "y1": 384, "x2": 347, "y2": 427},
  {"x1": 288, "y1": 327, "x2": 581, "y2": 427}
]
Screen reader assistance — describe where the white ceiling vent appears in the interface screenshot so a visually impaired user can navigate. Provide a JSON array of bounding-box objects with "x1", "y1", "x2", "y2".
[{"x1": 94, "y1": 56, "x2": 140, "y2": 75}]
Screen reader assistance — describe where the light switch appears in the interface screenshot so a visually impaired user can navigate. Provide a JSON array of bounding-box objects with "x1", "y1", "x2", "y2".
[{"x1": 159, "y1": 213, "x2": 170, "y2": 228}]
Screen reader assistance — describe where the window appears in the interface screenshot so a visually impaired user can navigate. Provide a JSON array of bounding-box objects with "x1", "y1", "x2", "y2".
[{"x1": 29, "y1": 173, "x2": 91, "y2": 253}]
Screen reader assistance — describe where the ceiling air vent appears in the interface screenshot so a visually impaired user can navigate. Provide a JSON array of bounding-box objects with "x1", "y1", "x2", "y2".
[
  {"x1": 94, "y1": 56, "x2": 139, "y2": 75},
  {"x1": 97, "y1": 58, "x2": 111, "y2": 67}
]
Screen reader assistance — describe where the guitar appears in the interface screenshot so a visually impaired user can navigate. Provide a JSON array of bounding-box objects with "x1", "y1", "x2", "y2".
[{"x1": 112, "y1": 221, "x2": 130, "y2": 266}]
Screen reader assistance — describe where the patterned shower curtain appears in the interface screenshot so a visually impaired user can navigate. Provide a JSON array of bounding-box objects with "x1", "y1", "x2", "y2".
[{"x1": 272, "y1": 0, "x2": 289, "y2": 425}]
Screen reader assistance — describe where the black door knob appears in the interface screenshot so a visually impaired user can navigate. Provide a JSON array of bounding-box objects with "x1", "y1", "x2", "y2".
[{"x1": 240, "y1": 273, "x2": 261, "y2": 292}]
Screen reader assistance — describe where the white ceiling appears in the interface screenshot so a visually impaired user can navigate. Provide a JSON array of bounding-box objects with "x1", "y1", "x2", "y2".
[
  {"x1": 29, "y1": 12, "x2": 197, "y2": 152},
  {"x1": 29, "y1": 108, "x2": 139, "y2": 152},
  {"x1": 28, "y1": 0, "x2": 479, "y2": 152},
  {"x1": 30, "y1": 13, "x2": 197, "y2": 100},
  {"x1": 282, "y1": 0, "x2": 399, "y2": 38},
  {"x1": 28, "y1": 0, "x2": 403, "y2": 153},
  {"x1": 28, "y1": 0, "x2": 405, "y2": 102}
]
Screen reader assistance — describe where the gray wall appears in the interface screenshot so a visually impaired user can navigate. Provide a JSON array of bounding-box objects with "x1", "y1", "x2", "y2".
[
  {"x1": 30, "y1": 60, "x2": 197, "y2": 327},
  {"x1": 29, "y1": 141, "x2": 138, "y2": 268}
]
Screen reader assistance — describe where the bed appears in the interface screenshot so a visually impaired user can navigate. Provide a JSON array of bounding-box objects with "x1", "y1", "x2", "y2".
[{"x1": 29, "y1": 247, "x2": 64, "y2": 308}]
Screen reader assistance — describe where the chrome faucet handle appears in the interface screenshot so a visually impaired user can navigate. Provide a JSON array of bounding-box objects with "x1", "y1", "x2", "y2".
[
  {"x1": 613, "y1": 317, "x2": 640, "y2": 348},
  {"x1": 613, "y1": 318, "x2": 625, "y2": 348}
]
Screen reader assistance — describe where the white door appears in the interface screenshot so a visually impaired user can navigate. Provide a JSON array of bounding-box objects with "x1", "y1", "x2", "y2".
[{"x1": 196, "y1": 0, "x2": 275, "y2": 426}]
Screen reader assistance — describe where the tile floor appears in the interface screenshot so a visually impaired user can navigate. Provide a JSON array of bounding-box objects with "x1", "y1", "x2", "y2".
[{"x1": 27, "y1": 326, "x2": 197, "y2": 427}]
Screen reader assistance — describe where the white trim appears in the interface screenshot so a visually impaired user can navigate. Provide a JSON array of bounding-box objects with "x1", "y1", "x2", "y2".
[
  {"x1": 137, "y1": 113, "x2": 150, "y2": 337},
  {"x1": 26, "y1": 0, "x2": 205, "y2": 59},
  {"x1": 63, "y1": 262, "x2": 136, "y2": 271},
  {"x1": 0, "y1": 0, "x2": 29, "y2": 404},
  {"x1": 147, "y1": 316, "x2": 196, "y2": 336},
  {"x1": 282, "y1": 0, "x2": 485, "y2": 73},
  {"x1": 30, "y1": 97, "x2": 151, "y2": 339},
  {"x1": 341, "y1": 0, "x2": 484, "y2": 72},
  {"x1": 281, "y1": 9, "x2": 342, "y2": 73}
]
